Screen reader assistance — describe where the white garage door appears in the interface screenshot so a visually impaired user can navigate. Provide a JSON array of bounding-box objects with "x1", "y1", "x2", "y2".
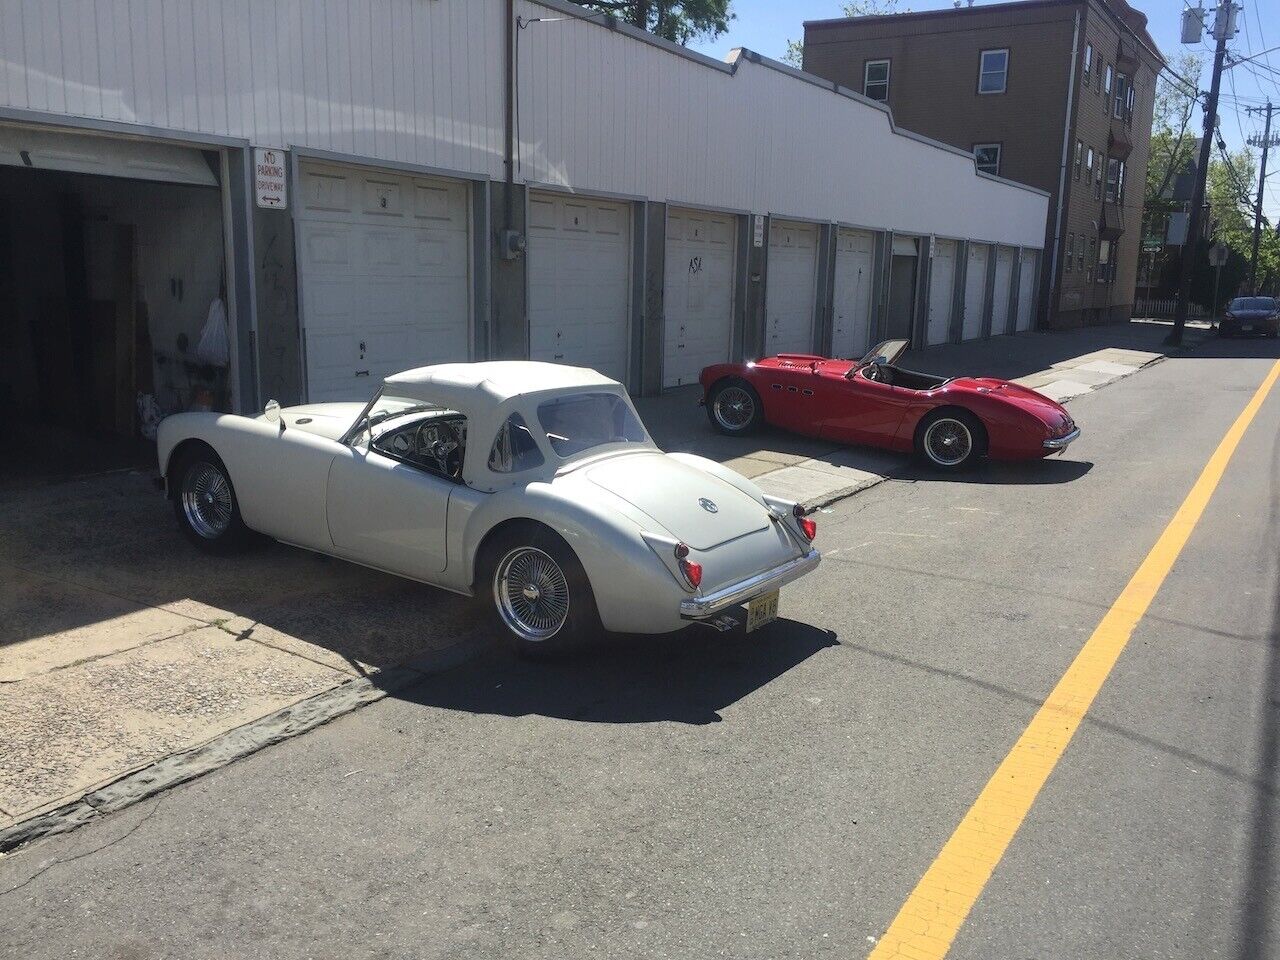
[
  {"x1": 991, "y1": 246, "x2": 1015, "y2": 336},
  {"x1": 296, "y1": 161, "x2": 470, "y2": 402},
  {"x1": 962, "y1": 244, "x2": 990, "y2": 341},
  {"x1": 832, "y1": 228, "x2": 875, "y2": 358},
  {"x1": 528, "y1": 192, "x2": 631, "y2": 384},
  {"x1": 766, "y1": 220, "x2": 818, "y2": 355},
  {"x1": 927, "y1": 238, "x2": 957, "y2": 346},
  {"x1": 664, "y1": 208, "x2": 737, "y2": 387},
  {"x1": 1016, "y1": 251, "x2": 1038, "y2": 331}
]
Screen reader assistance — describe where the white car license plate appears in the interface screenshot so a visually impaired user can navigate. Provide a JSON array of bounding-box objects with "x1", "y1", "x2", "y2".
[{"x1": 746, "y1": 590, "x2": 780, "y2": 633}]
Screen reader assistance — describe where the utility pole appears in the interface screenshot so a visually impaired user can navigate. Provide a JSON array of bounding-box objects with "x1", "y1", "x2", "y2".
[
  {"x1": 1246, "y1": 101, "x2": 1277, "y2": 293},
  {"x1": 1169, "y1": 0, "x2": 1237, "y2": 345}
]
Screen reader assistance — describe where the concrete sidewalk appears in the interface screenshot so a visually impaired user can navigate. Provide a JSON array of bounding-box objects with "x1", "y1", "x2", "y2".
[
  {"x1": 0, "y1": 472, "x2": 490, "y2": 848},
  {"x1": 637, "y1": 319, "x2": 1210, "y2": 509}
]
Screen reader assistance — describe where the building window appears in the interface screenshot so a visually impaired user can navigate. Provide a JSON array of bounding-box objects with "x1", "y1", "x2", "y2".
[
  {"x1": 979, "y1": 49, "x2": 1008, "y2": 94},
  {"x1": 1125, "y1": 83, "x2": 1135, "y2": 124},
  {"x1": 1094, "y1": 158, "x2": 1103, "y2": 200},
  {"x1": 1066, "y1": 233, "x2": 1074, "y2": 271},
  {"x1": 1074, "y1": 140, "x2": 1083, "y2": 180},
  {"x1": 1095, "y1": 56, "x2": 1103, "y2": 92},
  {"x1": 864, "y1": 59, "x2": 890, "y2": 101},
  {"x1": 1098, "y1": 238, "x2": 1112, "y2": 283},
  {"x1": 1085, "y1": 147, "x2": 1094, "y2": 184},
  {"x1": 1104, "y1": 158, "x2": 1125, "y2": 202},
  {"x1": 974, "y1": 143, "x2": 1001, "y2": 175},
  {"x1": 1077, "y1": 235, "x2": 1085, "y2": 272},
  {"x1": 1114, "y1": 73, "x2": 1130, "y2": 119},
  {"x1": 1104, "y1": 64, "x2": 1113, "y2": 97},
  {"x1": 1083, "y1": 44, "x2": 1093, "y2": 84},
  {"x1": 1088, "y1": 237, "x2": 1097, "y2": 281}
]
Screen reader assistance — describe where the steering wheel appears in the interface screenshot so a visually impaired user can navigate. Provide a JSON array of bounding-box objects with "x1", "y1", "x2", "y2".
[{"x1": 415, "y1": 420, "x2": 463, "y2": 479}]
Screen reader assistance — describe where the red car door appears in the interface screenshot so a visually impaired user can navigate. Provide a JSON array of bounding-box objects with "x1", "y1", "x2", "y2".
[
  {"x1": 758, "y1": 363, "x2": 826, "y2": 438},
  {"x1": 817, "y1": 366, "x2": 914, "y2": 448}
]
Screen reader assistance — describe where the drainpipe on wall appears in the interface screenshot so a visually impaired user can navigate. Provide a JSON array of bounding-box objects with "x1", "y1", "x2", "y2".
[
  {"x1": 1047, "y1": 9, "x2": 1082, "y2": 326},
  {"x1": 503, "y1": 0, "x2": 516, "y2": 237}
]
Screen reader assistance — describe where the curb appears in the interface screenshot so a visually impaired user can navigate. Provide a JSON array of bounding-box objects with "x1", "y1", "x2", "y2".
[
  {"x1": 0, "y1": 636, "x2": 486, "y2": 854},
  {"x1": 798, "y1": 473, "x2": 891, "y2": 514}
]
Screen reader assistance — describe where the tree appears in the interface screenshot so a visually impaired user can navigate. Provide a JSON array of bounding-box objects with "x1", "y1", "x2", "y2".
[
  {"x1": 575, "y1": 0, "x2": 733, "y2": 45},
  {"x1": 1160, "y1": 146, "x2": 1280, "y2": 307},
  {"x1": 783, "y1": 1, "x2": 909, "y2": 68},
  {"x1": 1144, "y1": 51, "x2": 1204, "y2": 208},
  {"x1": 1205, "y1": 146, "x2": 1280, "y2": 296}
]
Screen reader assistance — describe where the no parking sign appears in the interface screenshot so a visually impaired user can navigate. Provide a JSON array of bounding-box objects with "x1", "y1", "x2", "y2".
[{"x1": 254, "y1": 148, "x2": 287, "y2": 209}]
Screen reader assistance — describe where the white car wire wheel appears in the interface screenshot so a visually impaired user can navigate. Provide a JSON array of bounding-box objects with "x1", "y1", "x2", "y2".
[
  {"x1": 484, "y1": 524, "x2": 601, "y2": 656},
  {"x1": 171, "y1": 448, "x2": 252, "y2": 553},
  {"x1": 496, "y1": 547, "x2": 570, "y2": 642},
  {"x1": 915, "y1": 410, "x2": 985, "y2": 471},
  {"x1": 707, "y1": 379, "x2": 763, "y2": 436}
]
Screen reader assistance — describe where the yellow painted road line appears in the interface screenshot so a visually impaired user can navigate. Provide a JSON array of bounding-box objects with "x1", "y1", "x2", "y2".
[{"x1": 868, "y1": 358, "x2": 1280, "y2": 960}]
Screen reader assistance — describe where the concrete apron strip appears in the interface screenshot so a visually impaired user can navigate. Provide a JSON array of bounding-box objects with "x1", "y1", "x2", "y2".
[{"x1": 0, "y1": 637, "x2": 483, "y2": 853}]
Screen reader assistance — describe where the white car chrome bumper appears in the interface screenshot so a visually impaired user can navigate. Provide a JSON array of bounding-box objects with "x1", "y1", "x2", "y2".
[{"x1": 679, "y1": 549, "x2": 821, "y2": 620}]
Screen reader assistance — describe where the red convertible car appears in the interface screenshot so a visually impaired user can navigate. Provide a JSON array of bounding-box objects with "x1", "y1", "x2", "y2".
[{"x1": 699, "y1": 340, "x2": 1079, "y2": 471}]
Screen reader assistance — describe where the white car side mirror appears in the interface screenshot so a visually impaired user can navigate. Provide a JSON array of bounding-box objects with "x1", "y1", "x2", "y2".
[{"x1": 264, "y1": 399, "x2": 283, "y2": 429}]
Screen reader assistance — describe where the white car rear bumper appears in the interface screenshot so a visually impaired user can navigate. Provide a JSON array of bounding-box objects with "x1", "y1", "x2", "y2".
[{"x1": 679, "y1": 549, "x2": 821, "y2": 619}]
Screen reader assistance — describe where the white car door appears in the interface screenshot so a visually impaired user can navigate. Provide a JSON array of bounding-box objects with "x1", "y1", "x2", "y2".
[{"x1": 325, "y1": 444, "x2": 453, "y2": 579}]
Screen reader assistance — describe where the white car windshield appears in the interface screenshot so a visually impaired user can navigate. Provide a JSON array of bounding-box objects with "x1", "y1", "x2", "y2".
[
  {"x1": 536, "y1": 392, "x2": 647, "y2": 458},
  {"x1": 368, "y1": 394, "x2": 442, "y2": 426},
  {"x1": 349, "y1": 392, "x2": 454, "y2": 444}
]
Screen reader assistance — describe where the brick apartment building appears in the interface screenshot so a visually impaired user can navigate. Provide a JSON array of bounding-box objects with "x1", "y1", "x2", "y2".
[{"x1": 803, "y1": 0, "x2": 1163, "y2": 329}]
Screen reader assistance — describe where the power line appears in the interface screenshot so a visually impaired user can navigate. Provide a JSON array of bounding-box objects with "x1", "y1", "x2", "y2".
[
  {"x1": 1246, "y1": 0, "x2": 1280, "y2": 99},
  {"x1": 1241, "y1": 59, "x2": 1280, "y2": 81},
  {"x1": 1227, "y1": 61, "x2": 1250, "y2": 142},
  {"x1": 1219, "y1": 91, "x2": 1271, "y2": 103},
  {"x1": 1216, "y1": 134, "x2": 1259, "y2": 211}
]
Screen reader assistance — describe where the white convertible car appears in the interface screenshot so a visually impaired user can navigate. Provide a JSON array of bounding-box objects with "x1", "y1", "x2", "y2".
[{"x1": 157, "y1": 362, "x2": 820, "y2": 653}]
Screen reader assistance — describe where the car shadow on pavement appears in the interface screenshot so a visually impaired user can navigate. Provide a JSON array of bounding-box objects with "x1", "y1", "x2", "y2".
[
  {"x1": 893, "y1": 457, "x2": 1093, "y2": 486},
  {"x1": 395, "y1": 619, "x2": 840, "y2": 726}
]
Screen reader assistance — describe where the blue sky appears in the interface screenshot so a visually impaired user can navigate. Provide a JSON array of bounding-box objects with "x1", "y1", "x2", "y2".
[{"x1": 690, "y1": 0, "x2": 1280, "y2": 222}]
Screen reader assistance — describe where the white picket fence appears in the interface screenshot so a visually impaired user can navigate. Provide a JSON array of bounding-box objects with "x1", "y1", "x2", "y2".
[{"x1": 1133, "y1": 296, "x2": 1209, "y2": 319}]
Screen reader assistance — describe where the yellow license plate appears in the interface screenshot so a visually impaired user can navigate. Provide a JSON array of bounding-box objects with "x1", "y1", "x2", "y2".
[{"x1": 746, "y1": 590, "x2": 780, "y2": 633}]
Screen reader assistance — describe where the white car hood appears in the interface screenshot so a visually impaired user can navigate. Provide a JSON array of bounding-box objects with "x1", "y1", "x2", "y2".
[
  {"x1": 585, "y1": 452, "x2": 768, "y2": 550},
  {"x1": 257, "y1": 402, "x2": 366, "y2": 441}
]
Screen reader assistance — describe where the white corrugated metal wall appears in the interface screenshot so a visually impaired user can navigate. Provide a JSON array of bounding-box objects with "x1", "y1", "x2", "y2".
[
  {"x1": 0, "y1": 0, "x2": 1048, "y2": 399},
  {"x1": 0, "y1": 0, "x2": 505, "y2": 179},
  {"x1": 0, "y1": 0, "x2": 1047, "y2": 247}
]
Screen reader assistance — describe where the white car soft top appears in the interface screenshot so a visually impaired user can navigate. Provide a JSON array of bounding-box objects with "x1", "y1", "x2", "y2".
[
  {"x1": 384, "y1": 361, "x2": 617, "y2": 409},
  {"x1": 376, "y1": 361, "x2": 647, "y2": 495}
]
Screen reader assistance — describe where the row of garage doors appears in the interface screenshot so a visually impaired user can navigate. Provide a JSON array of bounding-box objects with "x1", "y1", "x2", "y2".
[
  {"x1": 929, "y1": 240, "x2": 1038, "y2": 345},
  {"x1": 295, "y1": 160, "x2": 1037, "y2": 401},
  {"x1": 297, "y1": 162, "x2": 643, "y2": 401}
]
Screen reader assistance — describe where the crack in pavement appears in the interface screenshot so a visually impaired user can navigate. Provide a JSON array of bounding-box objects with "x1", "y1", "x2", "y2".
[{"x1": 0, "y1": 795, "x2": 165, "y2": 898}]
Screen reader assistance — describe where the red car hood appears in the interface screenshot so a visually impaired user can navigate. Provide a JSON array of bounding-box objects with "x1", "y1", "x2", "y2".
[{"x1": 948, "y1": 377, "x2": 1074, "y2": 432}]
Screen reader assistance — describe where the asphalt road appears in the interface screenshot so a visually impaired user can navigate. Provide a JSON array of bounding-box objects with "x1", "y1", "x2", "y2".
[{"x1": 2, "y1": 334, "x2": 1278, "y2": 960}]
